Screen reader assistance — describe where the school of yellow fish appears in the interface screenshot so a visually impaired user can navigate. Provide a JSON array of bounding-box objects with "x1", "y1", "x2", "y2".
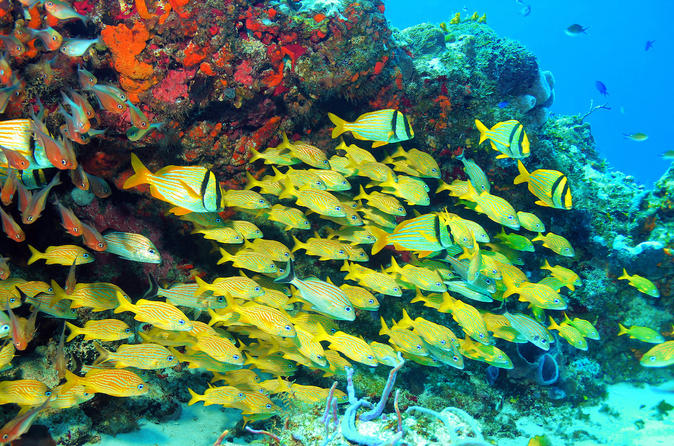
[{"x1": 0, "y1": 106, "x2": 670, "y2": 441}]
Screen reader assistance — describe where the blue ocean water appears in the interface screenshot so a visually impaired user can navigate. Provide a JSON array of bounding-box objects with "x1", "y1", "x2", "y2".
[{"x1": 385, "y1": 0, "x2": 674, "y2": 186}]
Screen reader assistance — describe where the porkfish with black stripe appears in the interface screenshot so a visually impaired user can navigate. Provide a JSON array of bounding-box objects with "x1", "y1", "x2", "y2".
[
  {"x1": 123, "y1": 153, "x2": 224, "y2": 215},
  {"x1": 514, "y1": 160, "x2": 572, "y2": 210},
  {"x1": 328, "y1": 109, "x2": 414, "y2": 148}
]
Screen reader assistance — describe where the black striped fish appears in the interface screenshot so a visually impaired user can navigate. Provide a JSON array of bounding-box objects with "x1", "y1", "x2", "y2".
[
  {"x1": 369, "y1": 213, "x2": 451, "y2": 256},
  {"x1": 514, "y1": 160, "x2": 572, "y2": 210},
  {"x1": 475, "y1": 119, "x2": 530, "y2": 159},
  {"x1": 123, "y1": 153, "x2": 223, "y2": 215},
  {"x1": 328, "y1": 109, "x2": 414, "y2": 148}
]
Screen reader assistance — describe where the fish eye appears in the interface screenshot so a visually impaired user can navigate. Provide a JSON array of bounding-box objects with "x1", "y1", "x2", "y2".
[
  {"x1": 82, "y1": 253, "x2": 89, "y2": 258},
  {"x1": 284, "y1": 252, "x2": 289, "y2": 257},
  {"x1": 345, "y1": 306, "x2": 352, "y2": 312},
  {"x1": 148, "y1": 249, "x2": 156, "y2": 254},
  {"x1": 2, "y1": 434, "x2": 8, "y2": 440},
  {"x1": 435, "y1": 282, "x2": 442, "y2": 287},
  {"x1": 238, "y1": 392, "x2": 244, "y2": 397},
  {"x1": 98, "y1": 242, "x2": 104, "y2": 248},
  {"x1": 45, "y1": 390, "x2": 52, "y2": 396},
  {"x1": 9, "y1": 297, "x2": 15, "y2": 303},
  {"x1": 416, "y1": 344, "x2": 422, "y2": 350},
  {"x1": 335, "y1": 206, "x2": 342, "y2": 211},
  {"x1": 84, "y1": 392, "x2": 90, "y2": 396},
  {"x1": 284, "y1": 325, "x2": 292, "y2": 331},
  {"x1": 453, "y1": 355, "x2": 460, "y2": 361},
  {"x1": 432, "y1": 168, "x2": 438, "y2": 172},
  {"x1": 317, "y1": 355, "x2": 323, "y2": 360},
  {"x1": 398, "y1": 207, "x2": 404, "y2": 211},
  {"x1": 167, "y1": 355, "x2": 175, "y2": 361},
  {"x1": 394, "y1": 287, "x2": 400, "y2": 293},
  {"x1": 137, "y1": 384, "x2": 144, "y2": 390},
  {"x1": 485, "y1": 278, "x2": 492, "y2": 284},
  {"x1": 649, "y1": 356, "x2": 656, "y2": 362},
  {"x1": 368, "y1": 299, "x2": 374, "y2": 304},
  {"x1": 27, "y1": 216, "x2": 33, "y2": 221},
  {"x1": 541, "y1": 339, "x2": 547, "y2": 344},
  {"x1": 254, "y1": 286, "x2": 261, "y2": 292},
  {"x1": 117, "y1": 104, "x2": 123, "y2": 109},
  {"x1": 217, "y1": 296, "x2": 225, "y2": 302},
  {"x1": 350, "y1": 215, "x2": 357, "y2": 220},
  {"x1": 338, "y1": 250, "x2": 344, "y2": 255},
  {"x1": 342, "y1": 181, "x2": 347, "y2": 185},
  {"x1": 48, "y1": 287, "x2": 53, "y2": 292},
  {"x1": 233, "y1": 354, "x2": 240, "y2": 360},
  {"x1": 265, "y1": 403, "x2": 272, "y2": 409},
  {"x1": 553, "y1": 298, "x2": 560, "y2": 303},
  {"x1": 478, "y1": 333, "x2": 485, "y2": 338},
  {"x1": 178, "y1": 319, "x2": 185, "y2": 325},
  {"x1": 367, "y1": 355, "x2": 374, "y2": 360},
  {"x1": 508, "y1": 215, "x2": 514, "y2": 220},
  {"x1": 258, "y1": 199, "x2": 265, "y2": 204},
  {"x1": 125, "y1": 328, "x2": 131, "y2": 333},
  {"x1": 498, "y1": 354, "x2": 503, "y2": 359}
]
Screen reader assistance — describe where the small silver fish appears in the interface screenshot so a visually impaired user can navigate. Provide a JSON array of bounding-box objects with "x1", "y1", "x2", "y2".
[{"x1": 60, "y1": 38, "x2": 100, "y2": 57}]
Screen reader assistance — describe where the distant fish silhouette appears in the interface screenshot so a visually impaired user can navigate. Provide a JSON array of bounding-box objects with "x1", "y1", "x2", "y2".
[
  {"x1": 521, "y1": 5, "x2": 531, "y2": 16},
  {"x1": 595, "y1": 81, "x2": 608, "y2": 96},
  {"x1": 565, "y1": 24, "x2": 588, "y2": 36},
  {"x1": 645, "y1": 40, "x2": 655, "y2": 51}
]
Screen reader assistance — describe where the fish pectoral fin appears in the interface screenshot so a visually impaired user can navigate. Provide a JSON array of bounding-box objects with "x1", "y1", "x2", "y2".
[{"x1": 495, "y1": 154, "x2": 509, "y2": 159}]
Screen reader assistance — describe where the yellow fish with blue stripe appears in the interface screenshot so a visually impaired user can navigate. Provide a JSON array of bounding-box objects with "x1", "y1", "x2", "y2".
[
  {"x1": 618, "y1": 268, "x2": 659, "y2": 297},
  {"x1": 370, "y1": 213, "x2": 451, "y2": 256},
  {"x1": 94, "y1": 342, "x2": 178, "y2": 369},
  {"x1": 475, "y1": 119, "x2": 530, "y2": 159},
  {"x1": 329, "y1": 109, "x2": 414, "y2": 148},
  {"x1": 123, "y1": 153, "x2": 224, "y2": 215},
  {"x1": 514, "y1": 161, "x2": 572, "y2": 210}
]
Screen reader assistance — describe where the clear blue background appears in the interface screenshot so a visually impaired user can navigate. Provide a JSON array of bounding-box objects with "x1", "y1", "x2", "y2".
[{"x1": 384, "y1": 0, "x2": 674, "y2": 186}]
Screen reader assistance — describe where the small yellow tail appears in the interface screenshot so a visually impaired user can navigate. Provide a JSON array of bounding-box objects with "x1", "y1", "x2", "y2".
[
  {"x1": 279, "y1": 132, "x2": 293, "y2": 150},
  {"x1": 291, "y1": 235, "x2": 305, "y2": 253},
  {"x1": 113, "y1": 291, "x2": 135, "y2": 314},
  {"x1": 353, "y1": 185, "x2": 368, "y2": 202},
  {"x1": 328, "y1": 113, "x2": 347, "y2": 139},
  {"x1": 513, "y1": 160, "x2": 530, "y2": 185},
  {"x1": 617, "y1": 323, "x2": 628, "y2": 336},
  {"x1": 64, "y1": 321, "x2": 80, "y2": 342},
  {"x1": 369, "y1": 226, "x2": 390, "y2": 255},
  {"x1": 194, "y1": 276, "x2": 211, "y2": 296},
  {"x1": 379, "y1": 317, "x2": 390, "y2": 336},
  {"x1": 27, "y1": 245, "x2": 42, "y2": 265},
  {"x1": 93, "y1": 342, "x2": 111, "y2": 366},
  {"x1": 216, "y1": 248, "x2": 232, "y2": 265},
  {"x1": 123, "y1": 153, "x2": 152, "y2": 189},
  {"x1": 187, "y1": 388, "x2": 202, "y2": 406},
  {"x1": 474, "y1": 119, "x2": 489, "y2": 144},
  {"x1": 618, "y1": 268, "x2": 630, "y2": 281}
]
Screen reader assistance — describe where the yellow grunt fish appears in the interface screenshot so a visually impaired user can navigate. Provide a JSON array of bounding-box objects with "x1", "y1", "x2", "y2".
[
  {"x1": 514, "y1": 161, "x2": 572, "y2": 210},
  {"x1": 114, "y1": 292, "x2": 193, "y2": 331},
  {"x1": 65, "y1": 369, "x2": 147, "y2": 397},
  {"x1": 618, "y1": 269, "x2": 659, "y2": 297},
  {"x1": 532, "y1": 232, "x2": 575, "y2": 257},
  {"x1": 27, "y1": 244, "x2": 93, "y2": 266},
  {"x1": 94, "y1": 342, "x2": 178, "y2": 369},
  {"x1": 187, "y1": 386, "x2": 245, "y2": 407},
  {"x1": 65, "y1": 319, "x2": 133, "y2": 342},
  {"x1": 0, "y1": 379, "x2": 51, "y2": 406},
  {"x1": 474, "y1": 119, "x2": 530, "y2": 159},
  {"x1": 217, "y1": 248, "x2": 278, "y2": 273}
]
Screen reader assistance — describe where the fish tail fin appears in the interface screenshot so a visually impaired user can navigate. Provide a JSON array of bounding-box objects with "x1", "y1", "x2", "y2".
[
  {"x1": 216, "y1": 248, "x2": 232, "y2": 265},
  {"x1": 207, "y1": 308, "x2": 221, "y2": 326},
  {"x1": 541, "y1": 259, "x2": 552, "y2": 271},
  {"x1": 340, "y1": 260, "x2": 352, "y2": 274},
  {"x1": 194, "y1": 276, "x2": 211, "y2": 295},
  {"x1": 618, "y1": 268, "x2": 629, "y2": 280},
  {"x1": 279, "y1": 132, "x2": 292, "y2": 150},
  {"x1": 278, "y1": 178, "x2": 296, "y2": 200},
  {"x1": 313, "y1": 322, "x2": 331, "y2": 342},
  {"x1": 398, "y1": 308, "x2": 414, "y2": 329},
  {"x1": 410, "y1": 288, "x2": 426, "y2": 304},
  {"x1": 123, "y1": 153, "x2": 152, "y2": 189},
  {"x1": 547, "y1": 316, "x2": 560, "y2": 331},
  {"x1": 369, "y1": 226, "x2": 390, "y2": 255},
  {"x1": 274, "y1": 260, "x2": 295, "y2": 284},
  {"x1": 328, "y1": 113, "x2": 347, "y2": 138},
  {"x1": 64, "y1": 370, "x2": 82, "y2": 387},
  {"x1": 502, "y1": 285, "x2": 519, "y2": 299},
  {"x1": 93, "y1": 342, "x2": 111, "y2": 366},
  {"x1": 248, "y1": 147, "x2": 264, "y2": 163},
  {"x1": 270, "y1": 165, "x2": 284, "y2": 182},
  {"x1": 379, "y1": 171, "x2": 398, "y2": 190},
  {"x1": 187, "y1": 388, "x2": 202, "y2": 406},
  {"x1": 353, "y1": 185, "x2": 368, "y2": 201},
  {"x1": 474, "y1": 119, "x2": 489, "y2": 144},
  {"x1": 562, "y1": 312, "x2": 572, "y2": 324},
  {"x1": 391, "y1": 144, "x2": 407, "y2": 159},
  {"x1": 386, "y1": 256, "x2": 403, "y2": 275},
  {"x1": 532, "y1": 234, "x2": 544, "y2": 243},
  {"x1": 617, "y1": 323, "x2": 628, "y2": 336},
  {"x1": 244, "y1": 171, "x2": 260, "y2": 190},
  {"x1": 27, "y1": 245, "x2": 42, "y2": 265},
  {"x1": 64, "y1": 321, "x2": 80, "y2": 342},
  {"x1": 379, "y1": 317, "x2": 390, "y2": 336},
  {"x1": 50, "y1": 280, "x2": 67, "y2": 305},
  {"x1": 513, "y1": 160, "x2": 529, "y2": 185},
  {"x1": 113, "y1": 291, "x2": 134, "y2": 314},
  {"x1": 290, "y1": 236, "x2": 305, "y2": 253}
]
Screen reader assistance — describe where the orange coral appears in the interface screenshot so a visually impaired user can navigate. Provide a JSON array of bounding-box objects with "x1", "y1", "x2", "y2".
[{"x1": 101, "y1": 21, "x2": 157, "y2": 100}]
